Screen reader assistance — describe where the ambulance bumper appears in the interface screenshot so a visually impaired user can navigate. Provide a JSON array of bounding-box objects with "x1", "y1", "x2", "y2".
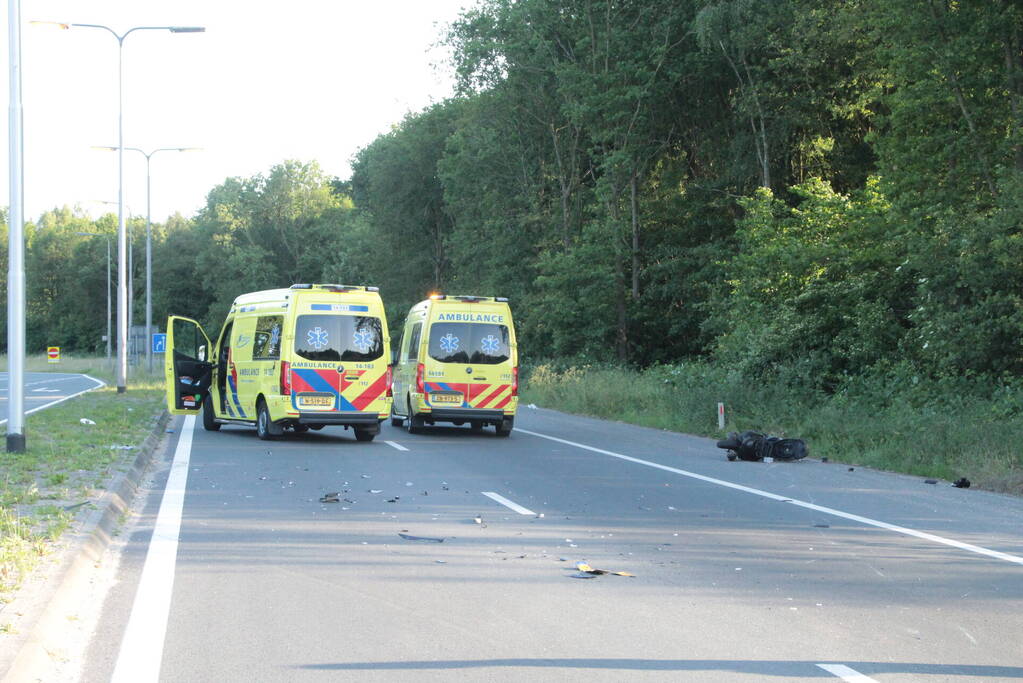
[
  {"x1": 296, "y1": 412, "x2": 381, "y2": 426},
  {"x1": 427, "y1": 408, "x2": 505, "y2": 422}
]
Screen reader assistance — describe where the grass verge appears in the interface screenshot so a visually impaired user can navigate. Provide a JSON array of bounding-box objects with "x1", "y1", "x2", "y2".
[
  {"x1": 0, "y1": 355, "x2": 165, "y2": 602},
  {"x1": 521, "y1": 362, "x2": 1023, "y2": 495}
]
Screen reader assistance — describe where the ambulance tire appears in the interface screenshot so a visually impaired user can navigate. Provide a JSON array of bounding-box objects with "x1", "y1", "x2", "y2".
[
  {"x1": 407, "y1": 414, "x2": 425, "y2": 435},
  {"x1": 495, "y1": 417, "x2": 514, "y2": 437},
  {"x1": 469, "y1": 421, "x2": 484, "y2": 432},
  {"x1": 202, "y1": 395, "x2": 220, "y2": 432},
  {"x1": 390, "y1": 405, "x2": 404, "y2": 428},
  {"x1": 354, "y1": 427, "x2": 376, "y2": 442},
  {"x1": 256, "y1": 400, "x2": 283, "y2": 440}
]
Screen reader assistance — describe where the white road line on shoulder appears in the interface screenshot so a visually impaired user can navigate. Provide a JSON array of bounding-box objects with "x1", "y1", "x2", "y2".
[
  {"x1": 385, "y1": 440, "x2": 409, "y2": 451},
  {"x1": 517, "y1": 428, "x2": 1023, "y2": 567},
  {"x1": 482, "y1": 491, "x2": 535, "y2": 515},
  {"x1": 110, "y1": 415, "x2": 196, "y2": 683},
  {"x1": 816, "y1": 664, "x2": 878, "y2": 682},
  {"x1": 0, "y1": 374, "x2": 106, "y2": 425}
]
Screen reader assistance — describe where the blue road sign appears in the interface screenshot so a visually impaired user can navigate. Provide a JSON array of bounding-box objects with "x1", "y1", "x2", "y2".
[{"x1": 152, "y1": 333, "x2": 167, "y2": 354}]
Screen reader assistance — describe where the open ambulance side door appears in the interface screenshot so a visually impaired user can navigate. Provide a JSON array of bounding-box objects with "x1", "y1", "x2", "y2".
[{"x1": 165, "y1": 315, "x2": 214, "y2": 415}]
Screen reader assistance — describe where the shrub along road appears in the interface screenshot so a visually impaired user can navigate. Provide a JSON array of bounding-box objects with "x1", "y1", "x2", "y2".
[{"x1": 71, "y1": 406, "x2": 1023, "y2": 682}]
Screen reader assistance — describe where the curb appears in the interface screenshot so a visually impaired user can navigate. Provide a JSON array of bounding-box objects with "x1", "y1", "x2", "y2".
[{"x1": 0, "y1": 410, "x2": 173, "y2": 683}]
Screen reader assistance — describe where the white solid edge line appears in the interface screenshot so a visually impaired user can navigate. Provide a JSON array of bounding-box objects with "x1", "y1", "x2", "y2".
[
  {"x1": 517, "y1": 428, "x2": 1023, "y2": 567},
  {"x1": 385, "y1": 440, "x2": 409, "y2": 451},
  {"x1": 0, "y1": 373, "x2": 107, "y2": 425},
  {"x1": 110, "y1": 415, "x2": 196, "y2": 683},
  {"x1": 482, "y1": 491, "x2": 536, "y2": 515},
  {"x1": 816, "y1": 664, "x2": 879, "y2": 682}
]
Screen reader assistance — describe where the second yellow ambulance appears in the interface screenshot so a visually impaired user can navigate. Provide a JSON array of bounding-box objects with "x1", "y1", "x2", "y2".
[{"x1": 391, "y1": 295, "x2": 518, "y2": 436}]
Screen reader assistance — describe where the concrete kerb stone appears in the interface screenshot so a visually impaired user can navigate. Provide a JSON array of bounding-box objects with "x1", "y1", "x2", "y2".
[{"x1": 0, "y1": 410, "x2": 173, "y2": 683}]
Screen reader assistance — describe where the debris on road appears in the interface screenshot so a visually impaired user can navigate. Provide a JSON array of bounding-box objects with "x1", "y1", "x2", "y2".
[
  {"x1": 474, "y1": 515, "x2": 483, "y2": 525},
  {"x1": 569, "y1": 561, "x2": 635, "y2": 578},
  {"x1": 526, "y1": 403, "x2": 538, "y2": 409},
  {"x1": 386, "y1": 497, "x2": 400, "y2": 503},
  {"x1": 953, "y1": 478, "x2": 971, "y2": 488},
  {"x1": 319, "y1": 492, "x2": 340, "y2": 503},
  {"x1": 79, "y1": 418, "x2": 96, "y2": 425},
  {"x1": 368, "y1": 489, "x2": 383, "y2": 494},
  {"x1": 398, "y1": 533, "x2": 444, "y2": 543},
  {"x1": 924, "y1": 479, "x2": 938, "y2": 485},
  {"x1": 716, "y1": 431, "x2": 808, "y2": 462},
  {"x1": 108, "y1": 444, "x2": 135, "y2": 450}
]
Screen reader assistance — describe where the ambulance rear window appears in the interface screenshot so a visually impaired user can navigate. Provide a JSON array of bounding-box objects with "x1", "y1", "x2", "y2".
[
  {"x1": 294, "y1": 315, "x2": 384, "y2": 362},
  {"x1": 428, "y1": 323, "x2": 510, "y2": 364}
]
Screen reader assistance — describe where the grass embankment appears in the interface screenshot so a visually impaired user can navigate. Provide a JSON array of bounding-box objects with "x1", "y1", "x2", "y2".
[
  {"x1": 522, "y1": 363, "x2": 1023, "y2": 495},
  {"x1": 0, "y1": 354, "x2": 165, "y2": 605}
]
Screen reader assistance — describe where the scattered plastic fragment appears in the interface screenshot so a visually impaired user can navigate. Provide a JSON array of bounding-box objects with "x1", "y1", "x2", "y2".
[
  {"x1": 924, "y1": 479, "x2": 938, "y2": 485},
  {"x1": 474, "y1": 515, "x2": 483, "y2": 525},
  {"x1": 64, "y1": 501, "x2": 89, "y2": 512},
  {"x1": 405, "y1": 482, "x2": 414, "y2": 487},
  {"x1": 571, "y1": 561, "x2": 635, "y2": 578},
  {"x1": 386, "y1": 497, "x2": 399, "y2": 503},
  {"x1": 527, "y1": 403, "x2": 538, "y2": 409},
  {"x1": 80, "y1": 418, "x2": 96, "y2": 425},
  {"x1": 953, "y1": 478, "x2": 971, "y2": 488},
  {"x1": 108, "y1": 445, "x2": 135, "y2": 450},
  {"x1": 369, "y1": 489, "x2": 383, "y2": 494},
  {"x1": 361, "y1": 474, "x2": 370, "y2": 479},
  {"x1": 568, "y1": 572, "x2": 597, "y2": 579},
  {"x1": 814, "y1": 524, "x2": 830, "y2": 528},
  {"x1": 847, "y1": 467, "x2": 855, "y2": 472},
  {"x1": 165, "y1": 429, "x2": 175, "y2": 433},
  {"x1": 398, "y1": 533, "x2": 444, "y2": 543},
  {"x1": 320, "y1": 492, "x2": 340, "y2": 503}
]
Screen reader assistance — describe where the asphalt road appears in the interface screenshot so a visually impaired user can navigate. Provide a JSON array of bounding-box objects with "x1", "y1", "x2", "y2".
[
  {"x1": 0, "y1": 372, "x2": 105, "y2": 424},
  {"x1": 81, "y1": 408, "x2": 1023, "y2": 682}
]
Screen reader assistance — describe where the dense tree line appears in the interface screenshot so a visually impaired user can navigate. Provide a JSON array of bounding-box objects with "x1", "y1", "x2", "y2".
[{"x1": 4, "y1": 0, "x2": 1023, "y2": 391}]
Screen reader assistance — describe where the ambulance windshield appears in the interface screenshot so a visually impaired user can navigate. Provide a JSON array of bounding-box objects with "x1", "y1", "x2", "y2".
[
  {"x1": 428, "y1": 323, "x2": 510, "y2": 364},
  {"x1": 294, "y1": 315, "x2": 384, "y2": 362}
]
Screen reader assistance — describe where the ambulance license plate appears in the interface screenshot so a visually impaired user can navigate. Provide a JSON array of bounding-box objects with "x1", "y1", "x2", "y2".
[
  {"x1": 300, "y1": 395, "x2": 333, "y2": 407},
  {"x1": 430, "y1": 392, "x2": 462, "y2": 404}
]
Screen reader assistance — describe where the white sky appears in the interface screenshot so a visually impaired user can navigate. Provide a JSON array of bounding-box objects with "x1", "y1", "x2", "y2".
[{"x1": 3, "y1": 0, "x2": 471, "y2": 223}]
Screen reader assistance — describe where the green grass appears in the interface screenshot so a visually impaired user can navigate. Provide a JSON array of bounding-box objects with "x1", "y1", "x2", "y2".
[
  {"x1": 522, "y1": 362, "x2": 1023, "y2": 495},
  {"x1": 0, "y1": 356, "x2": 166, "y2": 598}
]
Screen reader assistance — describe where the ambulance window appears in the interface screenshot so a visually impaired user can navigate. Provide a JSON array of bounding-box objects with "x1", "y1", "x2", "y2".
[
  {"x1": 428, "y1": 323, "x2": 511, "y2": 364},
  {"x1": 172, "y1": 318, "x2": 204, "y2": 361},
  {"x1": 405, "y1": 323, "x2": 422, "y2": 362},
  {"x1": 253, "y1": 316, "x2": 283, "y2": 360},
  {"x1": 294, "y1": 314, "x2": 384, "y2": 362}
]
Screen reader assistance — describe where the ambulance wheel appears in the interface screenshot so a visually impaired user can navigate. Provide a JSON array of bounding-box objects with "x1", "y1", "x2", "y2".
[
  {"x1": 469, "y1": 421, "x2": 483, "y2": 432},
  {"x1": 495, "y1": 417, "x2": 514, "y2": 437},
  {"x1": 202, "y1": 395, "x2": 220, "y2": 432},
  {"x1": 309, "y1": 424, "x2": 324, "y2": 430},
  {"x1": 256, "y1": 400, "x2": 282, "y2": 440},
  {"x1": 354, "y1": 427, "x2": 376, "y2": 442},
  {"x1": 407, "y1": 413, "x2": 425, "y2": 435},
  {"x1": 390, "y1": 405, "x2": 404, "y2": 428}
]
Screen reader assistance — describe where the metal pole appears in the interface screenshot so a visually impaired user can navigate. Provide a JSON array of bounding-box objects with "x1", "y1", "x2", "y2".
[
  {"x1": 116, "y1": 37, "x2": 127, "y2": 393},
  {"x1": 106, "y1": 237, "x2": 112, "y2": 361},
  {"x1": 7, "y1": 0, "x2": 25, "y2": 452},
  {"x1": 145, "y1": 154, "x2": 152, "y2": 374}
]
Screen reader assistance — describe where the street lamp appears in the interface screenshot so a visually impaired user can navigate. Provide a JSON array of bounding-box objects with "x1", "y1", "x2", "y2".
[
  {"x1": 93, "y1": 146, "x2": 200, "y2": 373},
  {"x1": 8, "y1": 0, "x2": 25, "y2": 452},
  {"x1": 76, "y1": 232, "x2": 112, "y2": 362},
  {"x1": 48, "y1": 21, "x2": 205, "y2": 393}
]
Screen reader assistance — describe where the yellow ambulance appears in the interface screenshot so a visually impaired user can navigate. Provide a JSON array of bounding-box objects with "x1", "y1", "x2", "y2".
[
  {"x1": 165, "y1": 284, "x2": 392, "y2": 442},
  {"x1": 391, "y1": 294, "x2": 518, "y2": 436}
]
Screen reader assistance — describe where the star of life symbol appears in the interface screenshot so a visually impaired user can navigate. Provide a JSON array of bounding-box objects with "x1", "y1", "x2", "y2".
[
  {"x1": 268, "y1": 325, "x2": 281, "y2": 351},
  {"x1": 480, "y1": 334, "x2": 500, "y2": 354},
  {"x1": 307, "y1": 326, "x2": 329, "y2": 350},
  {"x1": 352, "y1": 328, "x2": 375, "y2": 352},
  {"x1": 439, "y1": 333, "x2": 460, "y2": 354}
]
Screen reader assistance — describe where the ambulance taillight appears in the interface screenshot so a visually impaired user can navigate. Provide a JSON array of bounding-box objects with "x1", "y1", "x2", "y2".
[
  {"x1": 416, "y1": 363, "x2": 425, "y2": 394},
  {"x1": 511, "y1": 366, "x2": 519, "y2": 396},
  {"x1": 385, "y1": 365, "x2": 393, "y2": 398},
  {"x1": 280, "y1": 361, "x2": 292, "y2": 395}
]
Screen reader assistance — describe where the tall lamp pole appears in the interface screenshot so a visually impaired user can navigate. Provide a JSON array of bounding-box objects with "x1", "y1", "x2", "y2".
[
  {"x1": 75, "y1": 232, "x2": 112, "y2": 361},
  {"x1": 58, "y1": 22, "x2": 204, "y2": 393},
  {"x1": 93, "y1": 146, "x2": 200, "y2": 373},
  {"x1": 7, "y1": 0, "x2": 25, "y2": 452}
]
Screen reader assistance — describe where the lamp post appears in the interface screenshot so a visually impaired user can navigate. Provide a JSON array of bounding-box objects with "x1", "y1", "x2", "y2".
[
  {"x1": 58, "y1": 22, "x2": 204, "y2": 393},
  {"x1": 7, "y1": 0, "x2": 25, "y2": 452},
  {"x1": 76, "y1": 232, "x2": 112, "y2": 361},
  {"x1": 93, "y1": 146, "x2": 200, "y2": 373}
]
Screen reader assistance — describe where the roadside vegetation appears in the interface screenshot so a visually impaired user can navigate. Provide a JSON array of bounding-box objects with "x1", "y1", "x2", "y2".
[
  {"x1": 523, "y1": 362, "x2": 1023, "y2": 495},
  {"x1": 0, "y1": 356, "x2": 164, "y2": 600}
]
